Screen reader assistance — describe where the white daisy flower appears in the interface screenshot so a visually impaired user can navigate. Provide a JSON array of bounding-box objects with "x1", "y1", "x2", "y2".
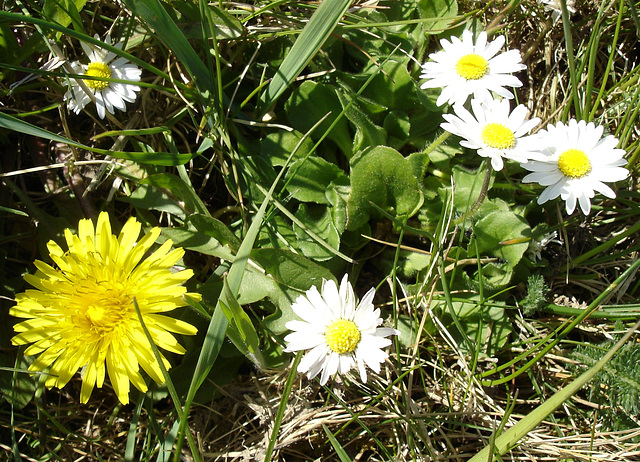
[
  {"x1": 284, "y1": 275, "x2": 399, "y2": 386},
  {"x1": 527, "y1": 231, "x2": 562, "y2": 262},
  {"x1": 420, "y1": 30, "x2": 526, "y2": 107},
  {"x1": 441, "y1": 97, "x2": 544, "y2": 171},
  {"x1": 521, "y1": 119, "x2": 629, "y2": 215},
  {"x1": 538, "y1": 0, "x2": 576, "y2": 22},
  {"x1": 64, "y1": 35, "x2": 141, "y2": 119}
]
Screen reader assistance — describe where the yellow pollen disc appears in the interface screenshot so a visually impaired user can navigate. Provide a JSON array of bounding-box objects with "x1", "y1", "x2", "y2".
[
  {"x1": 77, "y1": 280, "x2": 132, "y2": 335},
  {"x1": 455, "y1": 53, "x2": 489, "y2": 80},
  {"x1": 557, "y1": 148, "x2": 591, "y2": 178},
  {"x1": 85, "y1": 62, "x2": 112, "y2": 90},
  {"x1": 481, "y1": 123, "x2": 516, "y2": 149},
  {"x1": 325, "y1": 319, "x2": 361, "y2": 354}
]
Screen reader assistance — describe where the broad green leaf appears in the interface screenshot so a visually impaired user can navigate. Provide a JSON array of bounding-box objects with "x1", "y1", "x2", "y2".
[
  {"x1": 43, "y1": 0, "x2": 86, "y2": 30},
  {"x1": 204, "y1": 4, "x2": 244, "y2": 40},
  {"x1": 337, "y1": 91, "x2": 387, "y2": 154},
  {"x1": 285, "y1": 81, "x2": 353, "y2": 157},
  {"x1": 285, "y1": 156, "x2": 347, "y2": 204},
  {"x1": 141, "y1": 173, "x2": 209, "y2": 216},
  {"x1": 451, "y1": 165, "x2": 492, "y2": 214},
  {"x1": 435, "y1": 296, "x2": 511, "y2": 357},
  {"x1": 260, "y1": 130, "x2": 314, "y2": 167},
  {"x1": 326, "y1": 177, "x2": 350, "y2": 234},
  {"x1": 384, "y1": 110, "x2": 411, "y2": 150},
  {"x1": 159, "y1": 225, "x2": 235, "y2": 262},
  {"x1": 124, "y1": 184, "x2": 188, "y2": 219},
  {"x1": 472, "y1": 207, "x2": 531, "y2": 268},
  {"x1": 418, "y1": 0, "x2": 459, "y2": 34},
  {"x1": 258, "y1": 0, "x2": 352, "y2": 112},
  {"x1": 294, "y1": 204, "x2": 341, "y2": 261},
  {"x1": 0, "y1": 355, "x2": 36, "y2": 409},
  {"x1": 347, "y1": 146, "x2": 424, "y2": 230},
  {"x1": 250, "y1": 248, "x2": 335, "y2": 292},
  {"x1": 339, "y1": 60, "x2": 420, "y2": 117},
  {"x1": 188, "y1": 214, "x2": 241, "y2": 251}
]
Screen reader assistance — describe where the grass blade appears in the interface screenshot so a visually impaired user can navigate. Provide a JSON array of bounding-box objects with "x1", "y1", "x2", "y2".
[
  {"x1": 258, "y1": 0, "x2": 352, "y2": 113},
  {"x1": 323, "y1": 424, "x2": 353, "y2": 462},
  {"x1": 120, "y1": 0, "x2": 213, "y2": 94},
  {"x1": 0, "y1": 111, "x2": 195, "y2": 165},
  {"x1": 469, "y1": 315, "x2": 640, "y2": 462}
]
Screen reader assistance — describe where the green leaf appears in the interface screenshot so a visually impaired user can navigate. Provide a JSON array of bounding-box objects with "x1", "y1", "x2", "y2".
[
  {"x1": 258, "y1": 0, "x2": 352, "y2": 112},
  {"x1": 323, "y1": 424, "x2": 353, "y2": 462},
  {"x1": 451, "y1": 165, "x2": 492, "y2": 214},
  {"x1": 472, "y1": 206, "x2": 531, "y2": 269},
  {"x1": 384, "y1": 110, "x2": 411, "y2": 150},
  {"x1": 347, "y1": 146, "x2": 424, "y2": 230},
  {"x1": 469, "y1": 317, "x2": 640, "y2": 461},
  {"x1": 141, "y1": 173, "x2": 209, "y2": 216},
  {"x1": 294, "y1": 204, "x2": 341, "y2": 261},
  {"x1": 418, "y1": 0, "x2": 459, "y2": 34},
  {"x1": 43, "y1": 0, "x2": 86, "y2": 30},
  {"x1": 218, "y1": 281, "x2": 266, "y2": 369},
  {"x1": 337, "y1": 91, "x2": 387, "y2": 154},
  {"x1": 205, "y1": 4, "x2": 244, "y2": 40},
  {"x1": 188, "y1": 214, "x2": 241, "y2": 251},
  {"x1": 437, "y1": 296, "x2": 511, "y2": 357},
  {"x1": 124, "y1": 184, "x2": 188, "y2": 219},
  {"x1": 159, "y1": 225, "x2": 235, "y2": 262},
  {"x1": 285, "y1": 156, "x2": 347, "y2": 204},
  {"x1": 285, "y1": 81, "x2": 353, "y2": 157},
  {"x1": 251, "y1": 248, "x2": 335, "y2": 292},
  {"x1": 260, "y1": 130, "x2": 314, "y2": 167},
  {"x1": 0, "y1": 355, "x2": 36, "y2": 409}
]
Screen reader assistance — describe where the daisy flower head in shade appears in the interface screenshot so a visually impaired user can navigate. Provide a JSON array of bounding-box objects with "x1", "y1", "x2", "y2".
[
  {"x1": 441, "y1": 97, "x2": 544, "y2": 171},
  {"x1": 284, "y1": 275, "x2": 399, "y2": 386},
  {"x1": 420, "y1": 29, "x2": 526, "y2": 107},
  {"x1": 521, "y1": 119, "x2": 629, "y2": 215},
  {"x1": 10, "y1": 212, "x2": 199, "y2": 405},
  {"x1": 537, "y1": 0, "x2": 576, "y2": 22},
  {"x1": 64, "y1": 35, "x2": 142, "y2": 119}
]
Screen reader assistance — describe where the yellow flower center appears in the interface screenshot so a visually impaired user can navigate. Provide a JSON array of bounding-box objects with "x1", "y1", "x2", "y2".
[
  {"x1": 85, "y1": 62, "x2": 112, "y2": 90},
  {"x1": 557, "y1": 148, "x2": 591, "y2": 178},
  {"x1": 75, "y1": 278, "x2": 133, "y2": 336},
  {"x1": 455, "y1": 53, "x2": 489, "y2": 80},
  {"x1": 481, "y1": 123, "x2": 516, "y2": 149},
  {"x1": 325, "y1": 319, "x2": 361, "y2": 354}
]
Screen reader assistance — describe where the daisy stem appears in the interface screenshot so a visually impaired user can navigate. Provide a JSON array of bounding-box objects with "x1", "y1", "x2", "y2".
[
  {"x1": 264, "y1": 352, "x2": 302, "y2": 462},
  {"x1": 560, "y1": 0, "x2": 582, "y2": 120},
  {"x1": 421, "y1": 131, "x2": 451, "y2": 158},
  {"x1": 452, "y1": 163, "x2": 492, "y2": 226}
]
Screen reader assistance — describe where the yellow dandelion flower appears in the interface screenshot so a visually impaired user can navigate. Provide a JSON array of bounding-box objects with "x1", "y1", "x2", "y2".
[{"x1": 10, "y1": 212, "x2": 199, "y2": 405}]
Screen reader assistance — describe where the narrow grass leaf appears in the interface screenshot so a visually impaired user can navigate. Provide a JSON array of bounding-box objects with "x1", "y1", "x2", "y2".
[
  {"x1": 124, "y1": 395, "x2": 145, "y2": 462},
  {"x1": 132, "y1": 298, "x2": 200, "y2": 462},
  {"x1": 469, "y1": 316, "x2": 640, "y2": 462},
  {"x1": 0, "y1": 112, "x2": 195, "y2": 165},
  {"x1": 219, "y1": 280, "x2": 267, "y2": 369},
  {"x1": 258, "y1": 0, "x2": 352, "y2": 113},
  {"x1": 92, "y1": 126, "x2": 171, "y2": 140},
  {"x1": 264, "y1": 352, "x2": 303, "y2": 462},
  {"x1": 120, "y1": 0, "x2": 213, "y2": 93},
  {"x1": 323, "y1": 424, "x2": 354, "y2": 462}
]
